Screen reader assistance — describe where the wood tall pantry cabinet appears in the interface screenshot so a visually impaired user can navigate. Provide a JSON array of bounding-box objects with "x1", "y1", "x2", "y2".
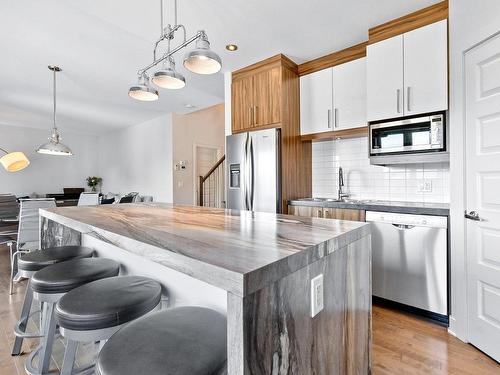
[{"x1": 231, "y1": 55, "x2": 312, "y2": 213}]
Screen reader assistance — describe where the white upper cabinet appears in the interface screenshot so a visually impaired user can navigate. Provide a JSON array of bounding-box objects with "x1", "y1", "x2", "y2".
[
  {"x1": 367, "y1": 35, "x2": 404, "y2": 121},
  {"x1": 367, "y1": 20, "x2": 448, "y2": 121},
  {"x1": 404, "y1": 20, "x2": 448, "y2": 115},
  {"x1": 300, "y1": 68, "x2": 333, "y2": 135},
  {"x1": 332, "y1": 57, "x2": 367, "y2": 130}
]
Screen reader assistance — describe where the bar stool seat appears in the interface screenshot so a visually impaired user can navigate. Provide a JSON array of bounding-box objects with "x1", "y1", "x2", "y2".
[
  {"x1": 12, "y1": 246, "x2": 94, "y2": 357},
  {"x1": 18, "y1": 246, "x2": 94, "y2": 273},
  {"x1": 31, "y1": 258, "x2": 120, "y2": 295},
  {"x1": 97, "y1": 307, "x2": 227, "y2": 375},
  {"x1": 55, "y1": 276, "x2": 162, "y2": 331},
  {"x1": 24, "y1": 258, "x2": 120, "y2": 375}
]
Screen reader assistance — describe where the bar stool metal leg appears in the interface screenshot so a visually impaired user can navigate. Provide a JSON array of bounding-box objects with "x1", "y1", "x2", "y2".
[
  {"x1": 60, "y1": 340, "x2": 78, "y2": 375},
  {"x1": 38, "y1": 302, "x2": 57, "y2": 373},
  {"x1": 12, "y1": 278, "x2": 34, "y2": 356}
]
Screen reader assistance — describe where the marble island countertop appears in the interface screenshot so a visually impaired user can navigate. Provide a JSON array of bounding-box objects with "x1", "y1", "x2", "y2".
[{"x1": 40, "y1": 203, "x2": 370, "y2": 297}]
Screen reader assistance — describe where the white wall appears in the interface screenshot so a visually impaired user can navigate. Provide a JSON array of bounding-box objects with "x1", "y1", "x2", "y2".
[
  {"x1": 98, "y1": 114, "x2": 173, "y2": 203},
  {"x1": 449, "y1": 0, "x2": 500, "y2": 340},
  {"x1": 172, "y1": 104, "x2": 225, "y2": 206},
  {"x1": 312, "y1": 138, "x2": 450, "y2": 203},
  {"x1": 0, "y1": 123, "x2": 99, "y2": 196}
]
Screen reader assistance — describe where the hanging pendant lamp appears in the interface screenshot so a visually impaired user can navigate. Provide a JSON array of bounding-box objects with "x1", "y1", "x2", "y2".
[
  {"x1": 0, "y1": 147, "x2": 30, "y2": 172},
  {"x1": 37, "y1": 66, "x2": 73, "y2": 156}
]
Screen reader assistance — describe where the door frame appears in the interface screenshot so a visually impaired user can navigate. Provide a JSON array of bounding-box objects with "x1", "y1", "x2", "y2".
[
  {"x1": 449, "y1": 28, "x2": 500, "y2": 342},
  {"x1": 192, "y1": 143, "x2": 222, "y2": 205}
]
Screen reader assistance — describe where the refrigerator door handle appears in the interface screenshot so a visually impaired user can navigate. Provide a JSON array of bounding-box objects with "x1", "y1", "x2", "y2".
[
  {"x1": 243, "y1": 133, "x2": 250, "y2": 210},
  {"x1": 249, "y1": 135, "x2": 255, "y2": 211}
]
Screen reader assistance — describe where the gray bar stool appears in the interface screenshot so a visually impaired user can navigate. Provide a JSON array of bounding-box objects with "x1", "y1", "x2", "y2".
[
  {"x1": 25, "y1": 257, "x2": 120, "y2": 375},
  {"x1": 97, "y1": 307, "x2": 227, "y2": 375},
  {"x1": 55, "y1": 275, "x2": 162, "y2": 375},
  {"x1": 12, "y1": 246, "x2": 94, "y2": 356}
]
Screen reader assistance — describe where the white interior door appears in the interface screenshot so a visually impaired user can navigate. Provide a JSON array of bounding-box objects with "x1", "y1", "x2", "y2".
[
  {"x1": 465, "y1": 32, "x2": 500, "y2": 362},
  {"x1": 367, "y1": 34, "x2": 404, "y2": 121},
  {"x1": 300, "y1": 68, "x2": 333, "y2": 135},
  {"x1": 332, "y1": 57, "x2": 367, "y2": 130},
  {"x1": 404, "y1": 20, "x2": 448, "y2": 115}
]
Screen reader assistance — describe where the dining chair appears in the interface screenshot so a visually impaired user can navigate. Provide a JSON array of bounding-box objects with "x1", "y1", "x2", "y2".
[
  {"x1": 77, "y1": 192, "x2": 99, "y2": 206},
  {"x1": 9, "y1": 198, "x2": 56, "y2": 294}
]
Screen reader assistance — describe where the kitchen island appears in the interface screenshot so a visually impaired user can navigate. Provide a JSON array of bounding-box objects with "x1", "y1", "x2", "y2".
[{"x1": 39, "y1": 203, "x2": 371, "y2": 374}]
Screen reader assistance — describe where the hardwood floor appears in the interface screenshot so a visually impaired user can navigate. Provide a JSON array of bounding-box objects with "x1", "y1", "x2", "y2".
[{"x1": 0, "y1": 245, "x2": 498, "y2": 374}]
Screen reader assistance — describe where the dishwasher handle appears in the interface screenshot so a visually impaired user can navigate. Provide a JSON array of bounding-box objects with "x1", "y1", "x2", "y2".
[{"x1": 392, "y1": 224, "x2": 415, "y2": 230}]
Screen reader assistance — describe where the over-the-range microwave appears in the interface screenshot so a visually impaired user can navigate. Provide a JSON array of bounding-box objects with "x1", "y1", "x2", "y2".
[{"x1": 369, "y1": 113, "x2": 446, "y2": 159}]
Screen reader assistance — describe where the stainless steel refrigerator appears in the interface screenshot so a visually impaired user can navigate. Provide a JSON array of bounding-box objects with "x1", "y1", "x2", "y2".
[{"x1": 226, "y1": 128, "x2": 281, "y2": 213}]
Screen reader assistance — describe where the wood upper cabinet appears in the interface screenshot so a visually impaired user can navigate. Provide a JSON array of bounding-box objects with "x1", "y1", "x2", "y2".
[
  {"x1": 300, "y1": 57, "x2": 367, "y2": 135},
  {"x1": 253, "y1": 66, "x2": 282, "y2": 127},
  {"x1": 232, "y1": 76, "x2": 254, "y2": 131},
  {"x1": 367, "y1": 19, "x2": 448, "y2": 121},
  {"x1": 232, "y1": 64, "x2": 282, "y2": 132}
]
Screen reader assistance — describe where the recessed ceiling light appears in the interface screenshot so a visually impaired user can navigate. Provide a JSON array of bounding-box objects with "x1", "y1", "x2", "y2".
[
  {"x1": 185, "y1": 104, "x2": 196, "y2": 109},
  {"x1": 226, "y1": 44, "x2": 238, "y2": 51}
]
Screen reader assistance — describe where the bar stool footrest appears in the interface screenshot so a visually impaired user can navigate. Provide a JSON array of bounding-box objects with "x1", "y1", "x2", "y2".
[{"x1": 13, "y1": 309, "x2": 43, "y2": 339}]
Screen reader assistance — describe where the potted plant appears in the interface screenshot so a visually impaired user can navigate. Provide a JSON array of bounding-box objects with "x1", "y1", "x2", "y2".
[{"x1": 86, "y1": 176, "x2": 102, "y2": 192}]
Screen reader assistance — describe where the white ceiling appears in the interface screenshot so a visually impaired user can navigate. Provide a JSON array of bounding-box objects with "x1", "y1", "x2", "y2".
[{"x1": 0, "y1": 0, "x2": 440, "y2": 134}]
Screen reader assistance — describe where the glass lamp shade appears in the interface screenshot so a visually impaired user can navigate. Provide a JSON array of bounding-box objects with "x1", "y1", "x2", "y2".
[
  {"x1": 129, "y1": 75, "x2": 159, "y2": 101},
  {"x1": 183, "y1": 38, "x2": 222, "y2": 75},
  {"x1": 152, "y1": 68, "x2": 186, "y2": 89},
  {"x1": 0, "y1": 151, "x2": 30, "y2": 172}
]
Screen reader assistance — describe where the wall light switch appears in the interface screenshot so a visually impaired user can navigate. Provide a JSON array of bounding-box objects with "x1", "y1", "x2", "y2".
[
  {"x1": 417, "y1": 180, "x2": 432, "y2": 193},
  {"x1": 310, "y1": 274, "x2": 324, "y2": 318}
]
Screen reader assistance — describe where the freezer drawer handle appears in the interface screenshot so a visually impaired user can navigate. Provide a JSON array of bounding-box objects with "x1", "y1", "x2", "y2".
[
  {"x1": 392, "y1": 224, "x2": 415, "y2": 230},
  {"x1": 465, "y1": 210, "x2": 481, "y2": 221}
]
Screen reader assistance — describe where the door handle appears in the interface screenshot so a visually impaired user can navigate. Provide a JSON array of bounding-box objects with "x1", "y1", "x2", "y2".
[
  {"x1": 248, "y1": 107, "x2": 253, "y2": 126},
  {"x1": 407, "y1": 87, "x2": 411, "y2": 112},
  {"x1": 396, "y1": 89, "x2": 401, "y2": 114},
  {"x1": 253, "y1": 106, "x2": 258, "y2": 126},
  {"x1": 465, "y1": 210, "x2": 481, "y2": 221},
  {"x1": 334, "y1": 108, "x2": 338, "y2": 128},
  {"x1": 327, "y1": 109, "x2": 332, "y2": 128},
  {"x1": 249, "y1": 136, "x2": 255, "y2": 211}
]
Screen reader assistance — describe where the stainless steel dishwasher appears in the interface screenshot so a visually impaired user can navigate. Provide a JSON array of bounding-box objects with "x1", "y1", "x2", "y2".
[{"x1": 366, "y1": 211, "x2": 448, "y2": 318}]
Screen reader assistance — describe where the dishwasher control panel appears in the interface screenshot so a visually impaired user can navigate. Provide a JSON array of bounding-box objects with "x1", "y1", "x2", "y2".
[{"x1": 365, "y1": 211, "x2": 448, "y2": 228}]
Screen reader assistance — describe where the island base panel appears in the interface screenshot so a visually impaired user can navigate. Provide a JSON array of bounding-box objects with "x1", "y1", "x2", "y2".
[{"x1": 228, "y1": 235, "x2": 371, "y2": 375}]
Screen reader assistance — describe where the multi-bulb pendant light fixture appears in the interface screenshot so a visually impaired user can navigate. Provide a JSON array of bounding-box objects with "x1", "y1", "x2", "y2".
[
  {"x1": 129, "y1": 0, "x2": 222, "y2": 101},
  {"x1": 37, "y1": 66, "x2": 73, "y2": 156}
]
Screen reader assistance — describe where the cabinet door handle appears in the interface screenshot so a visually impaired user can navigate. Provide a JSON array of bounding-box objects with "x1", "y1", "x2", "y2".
[
  {"x1": 254, "y1": 106, "x2": 258, "y2": 125},
  {"x1": 248, "y1": 107, "x2": 253, "y2": 126},
  {"x1": 407, "y1": 87, "x2": 411, "y2": 112},
  {"x1": 327, "y1": 109, "x2": 332, "y2": 128},
  {"x1": 334, "y1": 108, "x2": 338, "y2": 128},
  {"x1": 396, "y1": 89, "x2": 401, "y2": 114}
]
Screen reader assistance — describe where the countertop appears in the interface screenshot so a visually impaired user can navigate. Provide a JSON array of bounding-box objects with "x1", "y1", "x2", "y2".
[
  {"x1": 288, "y1": 199, "x2": 450, "y2": 216},
  {"x1": 40, "y1": 203, "x2": 370, "y2": 296}
]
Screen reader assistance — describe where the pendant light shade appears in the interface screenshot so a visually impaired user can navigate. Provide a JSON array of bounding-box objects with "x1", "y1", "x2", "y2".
[
  {"x1": 152, "y1": 58, "x2": 186, "y2": 89},
  {"x1": 37, "y1": 66, "x2": 73, "y2": 156},
  {"x1": 129, "y1": 74, "x2": 159, "y2": 101},
  {"x1": 0, "y1": 149, "x2": 30, "y2": 172},
  {"x1": 37, "y1": 130, "x2": 73, "y2": 156},
  {"x1": 183, "y1": 37, "x2": 222, "y2": 75}
]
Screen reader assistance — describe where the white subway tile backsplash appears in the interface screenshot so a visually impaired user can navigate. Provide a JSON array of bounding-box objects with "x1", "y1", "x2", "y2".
[{"x1": 311, "y1": 137, "x2": 450, "y2": 203}]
